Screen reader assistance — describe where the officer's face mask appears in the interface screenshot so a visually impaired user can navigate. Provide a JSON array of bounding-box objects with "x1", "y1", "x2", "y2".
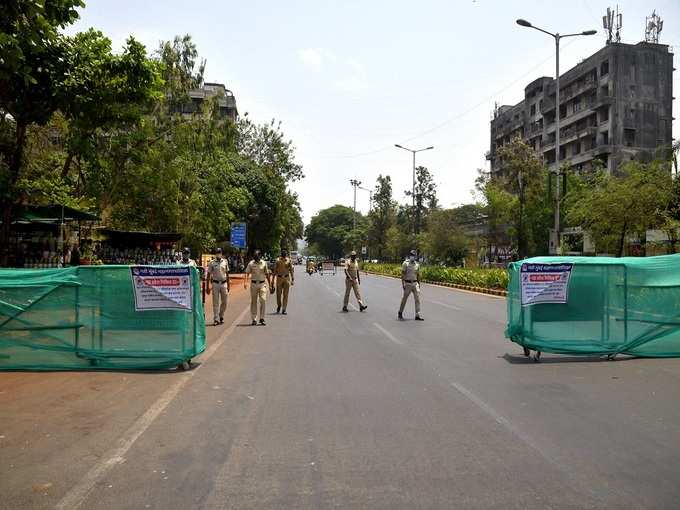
[
  {"x1": 254, "y1": 255, "x2": 261, "y2": 262},
  {"x1": 350, "y1": 256, "x2": 356, "y2": 262}
]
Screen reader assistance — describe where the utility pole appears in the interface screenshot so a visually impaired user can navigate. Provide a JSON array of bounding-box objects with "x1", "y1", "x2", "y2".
[{"x1": 350, "y1": 179, "x2": 361, "y2": 232}]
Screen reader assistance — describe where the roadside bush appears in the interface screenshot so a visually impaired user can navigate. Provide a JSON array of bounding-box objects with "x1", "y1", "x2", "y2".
[{"x1": 363, "y1": 263, "x2": 508, "y2": 290}]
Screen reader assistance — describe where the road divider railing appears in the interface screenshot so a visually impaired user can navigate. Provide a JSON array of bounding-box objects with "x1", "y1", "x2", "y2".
[
  {"x1": 0, "y1": 265, "x2": 205, "y2": 370},
  {"x1": 362, "y1": 263, "x2": 508, "y2": 297}
]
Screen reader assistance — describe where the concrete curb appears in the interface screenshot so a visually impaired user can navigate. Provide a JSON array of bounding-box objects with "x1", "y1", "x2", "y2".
[{"x1": 363, "y1": 270, "x2": 508, "y2": 298}]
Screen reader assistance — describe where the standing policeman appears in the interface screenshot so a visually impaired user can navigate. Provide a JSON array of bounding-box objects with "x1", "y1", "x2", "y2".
[
  {"x1": 179, "y1": 247, "x2": 197, "y2": 267},
  {"x1": 274, "y1": 249, "x2": 295, "y2": 314},
  {"x1": 245, "y1": 250, "x2": 271, "y2": 325},
  {"x1": 207, "y1": 248, "x2": 229, "y2": 325},
  {"x1": 343, "y1": 250, "x2": 367, "y2": 312},
  {"x1": 398, "y1": 249, "x2": 423, "y2": 321}
]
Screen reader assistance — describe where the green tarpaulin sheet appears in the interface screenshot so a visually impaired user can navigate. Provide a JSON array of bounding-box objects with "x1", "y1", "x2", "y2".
[
  {"x1": 506, "y1": 254, "x2": 680, "y2": 357},
  {"x1": 0, "y1": 266, "x2": 205, "y2": 370}
]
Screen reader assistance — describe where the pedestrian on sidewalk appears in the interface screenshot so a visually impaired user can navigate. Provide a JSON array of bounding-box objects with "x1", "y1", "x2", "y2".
[
  {"x1": 398, "y1": 249, "x2": 423, "y2": 321},
  {"x1": 245, "y1": 250, "x2": 271, "y2": 325},
  {"x1": 343, "y1": 250, "x2": 367, "y2": 312},
  {"x1": 207, "y1": 248, "x2": 229, "y2": 325},
  {"x1": 274, "y1": 248, "x2": 295, "y2": 314}
]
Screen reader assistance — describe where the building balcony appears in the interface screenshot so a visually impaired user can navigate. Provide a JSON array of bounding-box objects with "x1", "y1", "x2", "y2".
[
  {"x1": 592, "y1": 92, "x2": 614, "y2": 108},
  {"x1": 560, "y1": 125, "x2": 597, "y2": 144},
  {"x1": 563, "y1": 76, "x2": 597, "y2": 101},
  {"x1": 541, "y1": 139, "x2": 556, "y2": 152}
]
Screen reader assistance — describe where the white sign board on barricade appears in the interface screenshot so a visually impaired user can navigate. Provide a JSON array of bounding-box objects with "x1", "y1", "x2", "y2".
[
  {"x1": 130, "y1": 266, "x2": 193, "y2": 311},
  {"x1": 322, "y1": 261, "x2": 336, "y2": 274},
  {"x1": 520, "y1": 263, "x2": 573, "y2": 306}
]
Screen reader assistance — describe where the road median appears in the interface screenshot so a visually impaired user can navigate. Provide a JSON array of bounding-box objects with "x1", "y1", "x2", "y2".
[{"x1": 363, "y1": 265, "x2": 508, "y2": 298}]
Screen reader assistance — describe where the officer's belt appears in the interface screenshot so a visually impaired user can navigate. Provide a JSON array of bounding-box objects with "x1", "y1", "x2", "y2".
[
  {"x1": 276, "y1": 274, "x2": 290, "y2": 277},
  {"x1": 251, "y1": 280, "x2": 265, "y2": 284},
  {"x1": 212, "y1": 279, "x2": 226, "y2": 283},
  {"x1": 404, "y1": 279, "x2": 417, "y2": 283}
]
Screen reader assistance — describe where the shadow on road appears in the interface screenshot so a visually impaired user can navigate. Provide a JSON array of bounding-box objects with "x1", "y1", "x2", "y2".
[{"x1": 501, "y1": 353, "x2": 636, "y2": 364}]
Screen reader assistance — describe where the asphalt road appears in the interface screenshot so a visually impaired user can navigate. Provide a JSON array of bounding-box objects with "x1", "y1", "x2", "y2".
[{"x1": 2, "y1": 270, "x2": 680, "y2": 509}]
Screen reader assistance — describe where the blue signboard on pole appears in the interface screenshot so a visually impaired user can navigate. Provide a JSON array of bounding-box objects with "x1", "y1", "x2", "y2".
[{"x1": 230, "y1": 222, "x2": 247, "y2": 249}]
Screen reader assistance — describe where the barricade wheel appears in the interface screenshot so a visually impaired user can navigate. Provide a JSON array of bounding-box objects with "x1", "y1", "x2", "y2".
[{"x1": 178, "y1": 360, "x2": 192, "y2": 371}]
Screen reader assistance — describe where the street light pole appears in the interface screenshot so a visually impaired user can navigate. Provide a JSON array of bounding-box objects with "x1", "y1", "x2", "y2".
[
  {"x1": 349, "y1": 179, "x2": 361, "y2": 232},
  {"x1": 357, "y1": 185, "x2": 373, "y2": 212},
  {"x1": 394, "y1": 144, "x2": 434, "y2": 238},
  {"x1": 515, "y1": 19, "x2": 596, "y2": 254}
]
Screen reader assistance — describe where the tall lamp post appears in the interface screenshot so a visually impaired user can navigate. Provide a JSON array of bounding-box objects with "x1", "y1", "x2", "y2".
[
  {"x1": 515, "y1": 19, "x2": 596, "y2": 254},
  {"x1": 349, "y1": 179, "x2": 361, "y2": 232},
  {"x1": 357, "y1": 185, "x2": 373, "y2": 212},
  {"x1": 394, "y1": 144, "x2": 434, "y2": 237}
]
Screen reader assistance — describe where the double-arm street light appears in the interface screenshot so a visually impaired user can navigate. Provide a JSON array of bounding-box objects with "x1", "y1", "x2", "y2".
[
  {"x1": 394, "y1": 144, "x2": 434, "y2": 236},
  {"x1": 516, "y1": 19, "x2": 596, "y2": 254}
]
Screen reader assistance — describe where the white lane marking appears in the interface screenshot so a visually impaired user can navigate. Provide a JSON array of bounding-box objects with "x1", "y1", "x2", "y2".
[
  {"x1": 447, "y1": 380, "x2": 555, "y2": 466},
  {"x1": 429, "y1": 300, "x2": 462, "y2": 311},
  {"x1": 56, "y1": 305, "x2": 251, "y2": 510},
  {"x1": 373, "y1": 322, "x2": 403, "y2": 345},
  {"x1": 449, "y1": 381, "x2": 510, "y2": 428}
]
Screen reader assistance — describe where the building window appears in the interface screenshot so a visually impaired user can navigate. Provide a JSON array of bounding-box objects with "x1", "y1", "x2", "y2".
[
  {"x1": 573, "y1": 142, "x2": 581, "y2": 155},
  {"x1": 624, "y1": 128, "x2": 635, "y2": 147},
  {"x1": 600, "y1": 108, "x2": 609, "y2": 123},
  {"x1": 530, "y1": 104, "x2": 536, "y2": 116},
  {"x1": 600, "y1": 60, "x2": 609, "y2": 76}
]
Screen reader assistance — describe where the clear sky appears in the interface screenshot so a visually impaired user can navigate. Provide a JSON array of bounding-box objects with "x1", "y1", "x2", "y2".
[{"x1": 66, "y1": 0, "x2": 680, "y2": 224}]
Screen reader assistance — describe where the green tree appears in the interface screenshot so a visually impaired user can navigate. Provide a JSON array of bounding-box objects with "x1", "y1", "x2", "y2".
[
  {"x1": 1, "y1": 0, "x2": 83, "y2": 263},
  {"x1": 367, "y1": 174, "x2": 396, "y2": 260},
  {"x1": 404, "y1": 165, "x2": 438, "y2": 237},
  {"x1": 479, "y1": 138, "x2": 552, "y2": 258},
  {"x1": 566, "y1": 161, "x2": 671, "y2": 256},
  {"x1": 424, "y1": 208, "x2": 469, "y2": 266},
  {"x1": 305, "y1": 205, "x2": 366, "y2": 259},
  {"x1": 0, "y1": 3, "x2": 161, "y2": 264}
]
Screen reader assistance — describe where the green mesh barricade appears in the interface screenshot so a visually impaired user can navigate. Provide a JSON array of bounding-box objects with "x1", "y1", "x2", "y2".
[
  {"x1": 505, "y1": 255, "x2": 680, "y2": 357},
  {"x1": 0, "y1": 266, "x2": 205, "y2": 370}
]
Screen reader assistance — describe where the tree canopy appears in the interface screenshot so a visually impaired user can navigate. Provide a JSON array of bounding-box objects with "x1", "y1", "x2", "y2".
[{"x1": 0, "y1": 4, "x2": 305, "y2": 264}]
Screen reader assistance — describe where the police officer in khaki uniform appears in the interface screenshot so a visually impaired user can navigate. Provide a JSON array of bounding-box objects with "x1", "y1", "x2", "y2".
[
  {"x1": 343, "y1": 251, "x2": 367, "y2": 312},
  {"x1": 178, "y1": 247, "x2": 197, "y2": 267},
  {"x1": 274, "y1": 249, "x2": 294, "y2": 314},
  {"x1": 207, "y1": 248, "x2": 229, "y2": 325},
  {"x1": 399, "y1": 249, "x2": 424, "y2": 321},
  {"x1": 245, "y1": 250, "x2": 271, "y2": 325}
]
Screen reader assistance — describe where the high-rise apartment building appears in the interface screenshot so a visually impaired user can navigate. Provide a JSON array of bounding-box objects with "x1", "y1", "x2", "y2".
[{"x1": 487, "y1": 41, "x2": 673, "y2": 175}]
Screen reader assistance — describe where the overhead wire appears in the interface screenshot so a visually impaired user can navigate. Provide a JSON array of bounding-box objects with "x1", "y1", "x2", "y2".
[{"x1": 320, "y1": 38, "x2": 579, "y2": 160}]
